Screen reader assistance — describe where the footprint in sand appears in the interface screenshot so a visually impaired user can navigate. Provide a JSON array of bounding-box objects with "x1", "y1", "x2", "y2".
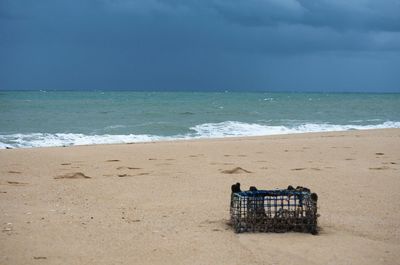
[
  {"x1": 116, "y1": 166, "x2": 141, "y2": 170},
  {"x1": 369, "y1": 166, "x2": 391, "y2": 170},
  {"x1": 54, "y1": 172, "x2": 91, "y2": 179},
  {"x1": 118, "y1": 174, "x2": 132, "y2": 178},
  {"x1": 382, "y1": 162, "x2": 397, "y2": 165},
  {"x1": 221, "y1": 167, "x2": 252, "y2": 174},
  {"x1": 189, "y1": 154, "x2": 204, "y2": 158},
  {"x1": 118, "y1": 173, "x2": 149, "y2": 177},
  {"x1": 136, "y1": 173, "x2": 150, "y2": 176},
  {"x1": 7, "y1": 181, "x2": 28, "y2": 186}
]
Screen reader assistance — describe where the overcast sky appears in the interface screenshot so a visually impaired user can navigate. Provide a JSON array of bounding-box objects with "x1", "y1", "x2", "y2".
[{"x1": 1, "y1": 0, "x2": 400, "y2": 92}]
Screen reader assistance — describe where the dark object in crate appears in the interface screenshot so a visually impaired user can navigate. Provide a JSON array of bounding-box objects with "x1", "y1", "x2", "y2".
[{"x1": 230, "y1": 184, "x2": 318, "y2": 234}]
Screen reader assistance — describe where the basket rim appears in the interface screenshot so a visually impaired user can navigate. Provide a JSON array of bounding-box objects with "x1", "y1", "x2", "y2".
[{"x1": 234, "y1": 189, "x2": 311, "y2": 197}]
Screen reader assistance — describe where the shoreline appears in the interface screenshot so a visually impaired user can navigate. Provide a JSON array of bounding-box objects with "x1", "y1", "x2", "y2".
[
  {"x1": 1, "y1": 128, "x2": 400, "y2": 264},
  {"x1": 1, "y1": 127, "x2": 399, "y2": 151}
]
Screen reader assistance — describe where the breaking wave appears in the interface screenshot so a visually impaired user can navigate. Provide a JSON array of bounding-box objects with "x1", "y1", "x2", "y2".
[
  {"x1": 1, "y1": 121, "x2": 399, "y2": 149},
  {"x1": 189, "y1": 121, "x2": 400, "y2": 138}
]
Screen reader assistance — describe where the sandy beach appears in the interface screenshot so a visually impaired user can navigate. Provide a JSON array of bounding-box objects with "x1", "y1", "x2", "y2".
[{"x1": 1, "y1": 128, "x2": 400, "y2": 265}]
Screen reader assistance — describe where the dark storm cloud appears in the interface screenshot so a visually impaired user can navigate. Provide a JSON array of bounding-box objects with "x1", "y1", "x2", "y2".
[
  {"x1": 212, "y1": 0, "x2": 400, "y2": 31},
  {"x1": 0, "y1": 0, "x2": 399, "y2": 91}
]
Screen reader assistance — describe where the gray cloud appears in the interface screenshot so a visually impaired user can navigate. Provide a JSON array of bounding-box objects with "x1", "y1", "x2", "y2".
[
  {"x1": 207, "y1": 0, "x2": 400, "y2": 32},
  {"x1": 0, "y1": 0, "x2": 399, "y2": 91},
  {"x1": 95, "y1": 0, "x2": 400, "y2": 31},
  {"x1": 299, "y1": 0, "x2": 400, "y2": 32},
  {"x1": 211, "y1": 0, "x2": 306, "y2": 27}
]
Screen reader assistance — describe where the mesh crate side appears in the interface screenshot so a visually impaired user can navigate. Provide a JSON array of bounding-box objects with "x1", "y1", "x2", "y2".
[{"x1": 230, "y1": 190, "x2": 318, "y2": 234}]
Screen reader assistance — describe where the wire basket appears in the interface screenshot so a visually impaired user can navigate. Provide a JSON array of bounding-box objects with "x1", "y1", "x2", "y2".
[{"x1": 230, "y1": 189, "x2": 318, "y2": 234}]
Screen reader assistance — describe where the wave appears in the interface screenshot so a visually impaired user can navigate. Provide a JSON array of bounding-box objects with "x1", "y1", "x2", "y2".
[
  {"x1": 0, "y1": 133, "x2": 176, "y2": 149},
  {"x1": 103, "y1": 125, "x2": 127, "y2": 130},
  {"x1": 190, "y1": 121, "x2": 400, "y2": 138},
  {"x1": 1, "y1": 121, "x2": 399, "y2": 149}
]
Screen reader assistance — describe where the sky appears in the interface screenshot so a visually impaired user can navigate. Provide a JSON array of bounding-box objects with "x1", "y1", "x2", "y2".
[{"x1": 1, "y1": 0, "x2": 400, "y2": 92}]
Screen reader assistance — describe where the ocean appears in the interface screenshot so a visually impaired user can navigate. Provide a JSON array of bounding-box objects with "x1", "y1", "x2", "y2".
[{"x1": 1, "y1": 91, "x2": 399, "y2": 149}]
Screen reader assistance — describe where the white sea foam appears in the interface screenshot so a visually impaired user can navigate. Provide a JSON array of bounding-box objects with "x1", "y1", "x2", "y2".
[
  {"x1": 1, "y1": 121, "x2": 399, "y2": 149},
  {"x1": 0, "y1": 133, "x2": 175, "y2": 149},
  {"x1": 190, "y1": 121, "x2": 400, "y2": 138}
]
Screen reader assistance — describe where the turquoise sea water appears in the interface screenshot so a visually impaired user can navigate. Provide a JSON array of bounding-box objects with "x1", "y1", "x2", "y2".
[{"x1": 0, "y1": 91, "x2": 399, "y2": 148}]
